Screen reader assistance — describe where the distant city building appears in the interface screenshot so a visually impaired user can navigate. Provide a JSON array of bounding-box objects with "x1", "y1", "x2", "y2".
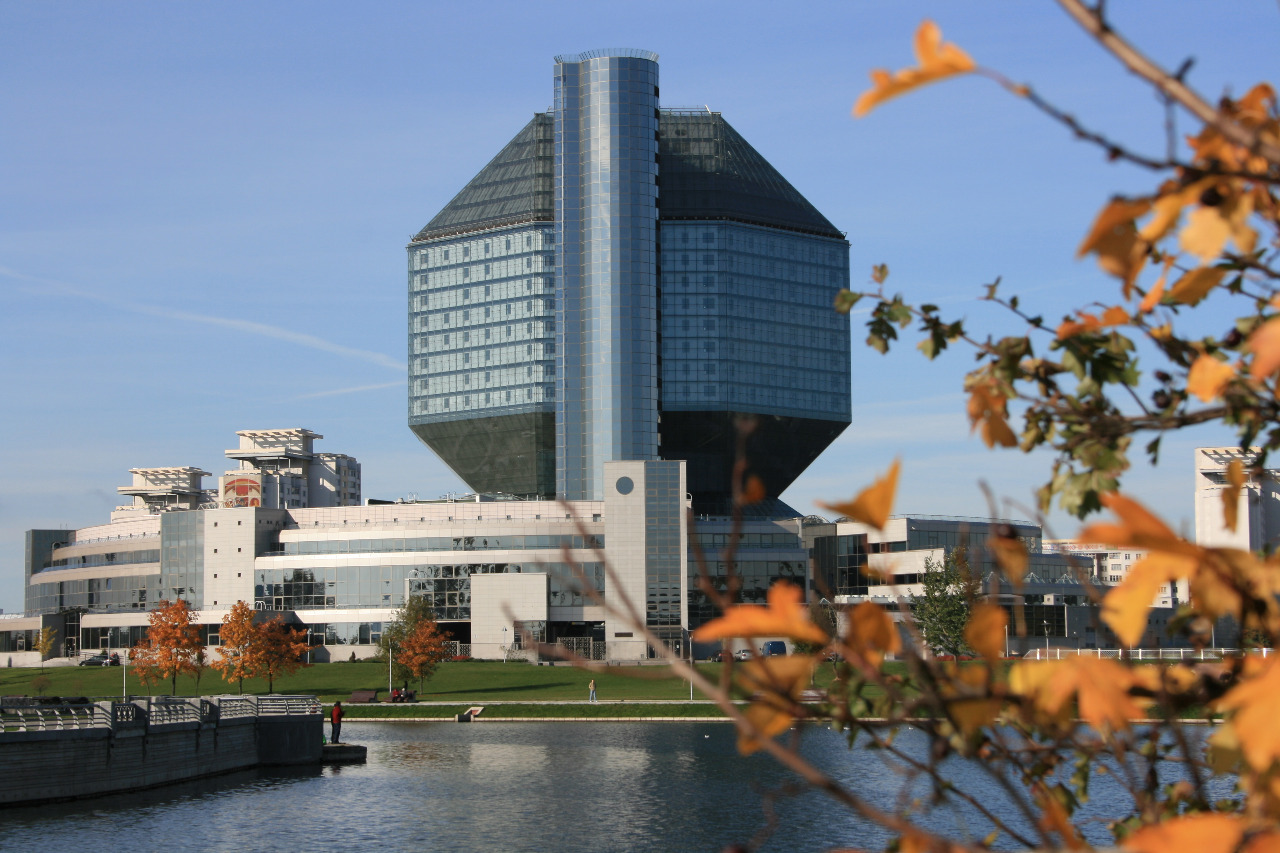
[
  {"x1": 1194, "y1": 446, "x2": 1280, "y2": 550},
  {"x1": 406, "y1": 49, "x2": 852, "y2": 507},
  {"x1": 219, "y1": 428, "x2": 361, "y2": 510}
]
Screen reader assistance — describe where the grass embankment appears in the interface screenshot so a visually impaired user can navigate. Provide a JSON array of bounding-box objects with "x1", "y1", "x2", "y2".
[{"x1": 0, "y1": 659, "x2": 851, "y2": 708}]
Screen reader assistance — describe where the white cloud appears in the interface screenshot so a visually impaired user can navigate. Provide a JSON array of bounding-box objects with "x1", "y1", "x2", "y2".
[{"x1": 1, "y1": 266, "x2": 405, "y2": 372}]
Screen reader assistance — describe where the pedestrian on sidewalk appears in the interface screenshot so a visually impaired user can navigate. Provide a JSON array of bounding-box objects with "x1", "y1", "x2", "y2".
[{"x1": 588, "y1": 678, "x2": 597, "y2": 703}]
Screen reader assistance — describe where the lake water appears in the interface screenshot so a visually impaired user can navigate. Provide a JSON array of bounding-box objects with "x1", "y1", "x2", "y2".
[{"x1": 0, "y1": 720, "x2": 1208, "y2": 851}]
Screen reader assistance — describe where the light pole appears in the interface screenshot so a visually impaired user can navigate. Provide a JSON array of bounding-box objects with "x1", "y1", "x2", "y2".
[
  {"x1": 387, "y1": 634, "x2": 393, "y2": 697},
  {"x1": 502, "y1": 626, "x2": 508, "y2": 663},
  {"x1": 1043, "y1": 620, "x2": 1050, "y2": 657}
]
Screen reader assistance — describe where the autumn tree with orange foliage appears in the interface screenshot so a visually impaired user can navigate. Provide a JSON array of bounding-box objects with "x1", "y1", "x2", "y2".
[
  {"x1": 211, "y1": 600, "x2": 257, "y2": 694},
  {"x1": 396, "y1": 618, "x2": 448, "y2": 693},
  {"x1": 252, "y1": 615, "x2": 313, "y2": 693},
  {"x1": 557, "y1": 5, "x2": 1280, "y2": 851},
  {"x1": 130, "y1": 598, "x2": 203, "y2": 696}
]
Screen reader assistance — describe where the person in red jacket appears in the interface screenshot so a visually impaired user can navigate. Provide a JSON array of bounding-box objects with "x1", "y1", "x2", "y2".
[{"x1": 330, "y1": 701, "x2": 344, "y2": 744}]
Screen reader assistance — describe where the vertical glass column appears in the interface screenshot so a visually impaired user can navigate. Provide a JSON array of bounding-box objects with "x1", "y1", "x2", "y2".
[{"x1": 554, "y1": 49, "x2": 661, "y2": 500}]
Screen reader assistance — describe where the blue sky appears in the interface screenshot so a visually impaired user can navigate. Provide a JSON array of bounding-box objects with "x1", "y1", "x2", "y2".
[{"x1": 2, "y1": 2, "x2": 1276, "y2": 613}]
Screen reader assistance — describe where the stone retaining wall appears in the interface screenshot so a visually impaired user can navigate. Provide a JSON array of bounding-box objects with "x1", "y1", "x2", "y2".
[{"x1": 0, "y1": 696, "x2": 322, "y2": 806}]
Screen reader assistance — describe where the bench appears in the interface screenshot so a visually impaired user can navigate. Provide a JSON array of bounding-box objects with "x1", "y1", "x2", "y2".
[{"x1": 349, "y1": 690, "x2": 379, "y2": 703}]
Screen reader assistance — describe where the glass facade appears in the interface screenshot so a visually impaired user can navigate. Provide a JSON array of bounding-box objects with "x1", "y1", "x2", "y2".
[
  {"x1": 254, "y1": 560, "x2": 603, "y2": 620},
  {"x1": 27, "y1": 573, "x2": 163, "y2": 615},
  {"x1": 660, "y1": 221, "x2": 849, "y2": 418},
  {"x1": 408, "y1": 113, "x2": 558, "y2": 498},
  {"x1": 161, "y1": 511, "x2": 204, "y2": 609},
  {"x1": 554, "y1": 50, "x2": 661, "y2": 500},
  {"x1": 409, "y1": 226, "x2": 557, "y2": 422},
  {"x1": 644, "y1": 461, "x2": 683, "y2": 627},
  {"x1": 41, "y1": 548, "x2": 160, "y2": 571}
]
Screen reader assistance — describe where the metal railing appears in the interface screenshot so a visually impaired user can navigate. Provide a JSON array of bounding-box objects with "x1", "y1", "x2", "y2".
[
  {"x1": 1021, "y1": 647, "x2": 1262, "y2": 661},
  {"x1": 0, "y1": 694, "x2": 320, "y2": 735}
]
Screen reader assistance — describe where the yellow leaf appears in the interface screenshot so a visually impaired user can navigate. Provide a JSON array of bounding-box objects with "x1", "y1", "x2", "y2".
[
  {"x1": 735, "y1": 655, "x2": 819, "y2": 754},
  {"x1": 1101, "y1": 553, "x2": 1197, "y2": 647},
  {"x1": 1224, "y1": 458, "x2": 1246, "y2": 533},
  {"x1": 1036, "y1": 657, "x2": 1147, "y2": 733},
  {"x1": 964, "y1": 602, "x2": 1007, "y2": 660},
  {"x1": 1167, "y1": 267, "x2": 1226, "y2": 306},
  {"x1": 1162, "y1": 664, "x2": 1199, "y2": 696},
  {"x1": 852, "y1": 20, "x2": 975, "y2": 117},
  {"x1": 1140, "y1": 178, "x2": 1212, "y2": 244},
  {"x1": 1248, "y1": 317, "x2": 1280, "y2": 379},
  {"x1": 1186, "y1": 354, "x2": 1236, "y2": 402},
  {"x1": 1180, "y1": 204, "x2": 1234, "y2": 263},
  {"x1": 1122, "y1": 813, "x2": 1245, "y2": 853},
  {"x1": 821, "y1": 459, "x2": 900, "y2": 530},
  {"x1": 692, "y1": 581, "x2": 829, "y2": 645},
  {"x1": 845, "y1": 601, "x2": 900, "y2": 666},
  {"x1": 948, "y1": 696, "x2": 1003, "y2": 737},
  {"x1": 1207, "y1": 719, "x2": 1245, "y2": 773}
]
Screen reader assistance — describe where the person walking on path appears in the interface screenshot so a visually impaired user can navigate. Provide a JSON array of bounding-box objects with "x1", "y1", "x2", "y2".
[
  {"x1": 588, "y1": 678, "x2": 597, "y2": 703},
  {"x1": 330, "y1": 701, "x2": 344, "y2": 744}
]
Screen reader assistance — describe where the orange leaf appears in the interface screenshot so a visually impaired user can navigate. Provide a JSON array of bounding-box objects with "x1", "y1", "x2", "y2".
[
  {"x1": 1248, "y1": 317, "x2": 1280, "y2": 379},
  {"x1": 845, "y1": 601, "x2": 901, "y2": 666},
  {"x1": 1223, "y1": 458, "x2": 1246, "y2": 533},
  {"x1": 1055, "y1": 306, "x2": 1131, "y2": 340},
  {"x1": 1102, "y1": 553, "x2": 1197, "y2": 647},
  {"x1": 1138, "y1": 259, "x2": 1173, "y2": 314},
  {"x1": 1020, "y1": 657, "x2": 1147, "y2": 733},
  {"x1": 964, "y1": 602, "x2": 1007, "y2": 660},
  {"x1": 1186, "y1": 354, "x2": 1236, "y2": 402},
  {"x1": 1122, "y1": 813, "x2": 1245, "y2": 853},
  {"x1": 1079, "y1": 492, "x2": 1189, "y2": 552},
  {"x1": 1244, "y1": 831, "x2": 1280, "y2": 853},
  {"x1": 1140, "y1": 178, "x2": 1212, "y2": 244},
  {"x1": 1077, "y1": 197, "x2": 1152, "y2": 259},
  {"x1": 1167, "y1": 266, "x2": 1226, "y2": 306},
  {"x1": 966, "y1": 381, "x2": 1018, "y2": 448},
  {"x1": 742, "y1": 474, "x2": 766, "y2": 505},
  {"x1": 852, "y1": 20, "x2": 975, "y2": 117},
  {"x1": 736, "y1": 655, "x2": 819, "y2": 754},
  {"x1": 821, "y1": 459, "x2": 900, "y2": 530},
  {"x1": 692, "y1": 581, "x2": 829, "y2": 645}
]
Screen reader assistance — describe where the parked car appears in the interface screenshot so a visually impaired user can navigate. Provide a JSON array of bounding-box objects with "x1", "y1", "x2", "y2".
[
  {"x1": 734, "y1": 649, "x2": 752, "y2": 661},
  {"x1": 760, "y1": 641, "x2": 788, "y2": 657},
  {"x1": 78, "y1": 652, "x2": 120, "y2": 667}
]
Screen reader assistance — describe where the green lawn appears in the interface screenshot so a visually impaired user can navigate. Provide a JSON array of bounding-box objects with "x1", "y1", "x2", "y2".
[{"x1": 0, "y1": 660, "x2": 753, "y2": 704}]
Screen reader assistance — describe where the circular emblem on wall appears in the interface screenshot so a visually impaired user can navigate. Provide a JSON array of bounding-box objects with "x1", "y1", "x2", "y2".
[{"x1": 615, "y1": 476, "x2": 634, "y2": 495}]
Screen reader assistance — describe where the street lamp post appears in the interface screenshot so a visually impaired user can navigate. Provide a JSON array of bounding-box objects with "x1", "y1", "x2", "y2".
[{"x1": 1043, "y1": 620, "x2": 1050, "y2": 657}]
